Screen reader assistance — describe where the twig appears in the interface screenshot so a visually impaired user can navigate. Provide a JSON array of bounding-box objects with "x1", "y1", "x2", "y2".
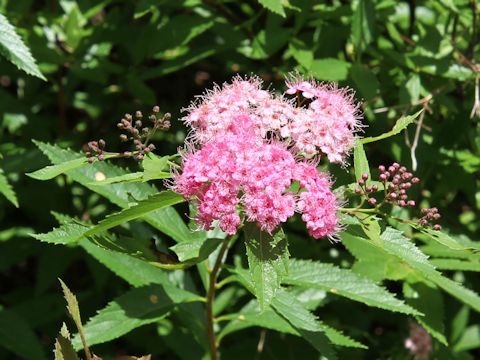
[
  {"x1": 255, "y1": 329, "x2": 267, "y2": 359},
  {"x1": 206, "y1": 236, "x2": 231, "y2": 360},
  {"x1": 409, "y1": 105, "x2": 427, "y2": 171},
  {"x1": 471, "y1": 76, "x2": 480, "y2": 119}
]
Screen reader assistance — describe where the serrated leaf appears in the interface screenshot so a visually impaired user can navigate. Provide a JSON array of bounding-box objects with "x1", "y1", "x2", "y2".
[
  {"x1": 271, "y1": 290, "x2": 337, "y2": 359},
  {"x1": 220, "y1": 298, "x2": 365, "y2": 349},
  {"x1": 429, "y1": 259, "x2": 480, "y2": 272},
  {"x1": 348, "y1": 226, "x2": 480, "y2": 314},
  {"x1": 245, "y1": 223, "x2": 289, "y2": 310},
  {"x1": 59, "y1": 279, "x2": 84, "y2": 336},
  {"x1": 170, "y1": 237, "x2": 222, "y2": 263},
  {"x1": 82, "y1": 191, "x2": 184, "y2": 239},
  {"x1": 361, "y1": 110, "x2": 422, "y2": 144},
  {"x1": 81, "y1": 239, "x2": 171, "y2": 287},
  {"x1": 284, "y1": 259, "x2": 420, "y2": 315},
  {"x1": 353, "y1": 140, "x2": 370, "y2": 182},
  {"x1": 32, "y1": 222, "x2": 89, "y2": 245},
  {"x1": 142, "y1": 153, "x2": 170, "y2": 181},
  {"x1": 55, "y1": 325, "x2": 80, "y2": 360},
  {"x1": 33, "y1": 141, "x2": 192, "y2": 243},
  {"x1": 90, "y1": 172, "x2": 144, "y2": 185},
  {"x1": 0, "y1": 308, "x2": 48, "y2": 360},
  {"x1": 27, "y1": 157, "x2": 88, "y2": 180},
  {"x1": 0, "y1": 168, "x2": 18, "y2": 207},
  {"x1": 71, "y1": 284, "x2": 203, "y2": 349},
  {"x1": 418, "y1": 227, "x2": 480, "y2": 251},
  {"x1": 0, "y1": 14, "x2": 46, "y2": 80},
  {"x1": 258, "y1": 0, "x2": 286, "y2": 17}
]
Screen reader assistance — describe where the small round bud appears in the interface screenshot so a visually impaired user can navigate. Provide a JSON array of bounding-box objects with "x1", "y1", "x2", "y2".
[
  {"x1": 153, "y1": 105, "x2": 160, "y2": 113},
  {"x1": 419, "y1": 219, "x2": 428, "y2": 226},
  {"x1": 98, "y1": 154, "x2": 105, "y2": 161},
  {"x1": 404, "y1": 182, "x2": 412, "y2": 189},
  {"x1": 117, "y1": 122, "x2": 124, "y2": 129},
  {"x1": 362, "y1": 173, "x2": 369, "y2": 180},
  {"x1": 399, "y1": 166, "x2": 406, "y2": 173},
  {"x1": 163, "y1": 120, "x2": 171, "y2": 129},
  {"x1": 421, "y1": 208, "x2": 428, "y2": 214},
  {"x1": 98, "y1": 139, "x2": 106, "y2": 148},
  {"x1": 378, "y1": 165, "x2": 386, "y2": 172},
  {"x1": 372, "y1": 185, "x2": 378, "y2": 191},
  {"x1": 354, "y1": 188, "x2": 362, "y2": 194},
  {"x1": 368, "y1": 198, "x2": 377, "y2": 205},
  {"x1": 400, "y1": 194, "x2": 408, "y2": 200},
  {"x1": 380, "y1": 174, "x2": 387, "y2": 181},
  {"x1": 398, "y1": 200, "x2": 406, "y2": 207},
  {"x1": 142, "y1": 127, "x2": 150, "y2": 134},
  {"x1": 164, "y1": 112, "x2": 171, "y2": 121},
  {"x1": 120, "y1": 134, "x2": 128, "y2": 142},
  {"x1": 411, "y1": 177, "x2": 420, "y2": 184},
  {"x1": 132, "y1": 128, "x2": 139, "y2": 136},
  {"x1": 366, "y1": 186, "x2": 373, "y2": 193},
  {"x1": 148, "y1": 144, "x2": 156, "y2": 151},
  {"x1": 399, "y1": 189, "x2": 406, "y2": 195},
  {"x1": 433, "y1": 224, "x2": 442, "y2": 231},
  {"x1": 136, "y1": 154, "x2": 144, "y2": 161},
  {"x1": 149, "y1": 114, "x2": 156, "y2": 122},
  {"x1": 135, "y1": 110, "x2": 143, "y2": 118},
  {"x1": 389, "y1": 192, "x2": 398, "y2": 199},
  {"x1": 407, "y1": 200, "x2": 415, "y2": 206},
  {"x1": 125, "y1": 113, "x2": 132, "y2": 121},
  {"x1": 358, "y1": 179, "x2": 365, "y2": 186},
  {"x1": 433, "y1": 213, "x2": 441, "y2": 220},
  {"x1": 393, "y1": 162, "x2": 400, "y2": 169},
  {"x1": 135, "y1": 120, "x2": 142, "y2": 128},
  {"x1": 388, "y1": 166, "x2": 396, "y2": 173}
]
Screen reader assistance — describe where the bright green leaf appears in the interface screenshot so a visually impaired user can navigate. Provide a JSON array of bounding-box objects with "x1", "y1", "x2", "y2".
[
  {"x1": 361, "y1": 110, "x2": 422, "y2": 144},
  {"x1": 0, "y1": 14, "x2": 46, "y2": 80},
  {"x1": 0, "y1": 168, "x2": 18, "y2": 207}
]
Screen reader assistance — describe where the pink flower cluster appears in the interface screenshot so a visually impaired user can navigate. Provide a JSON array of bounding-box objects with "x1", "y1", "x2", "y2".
[
  {"x1": 173, "y1": 75, "x2": 358, "y2": 238},
  {"x1": 183, "y1": 75, "x2": 362, "y2": 164},
  {"x1": 174, "y1": 128, "x2": 338, "y2": 238}
]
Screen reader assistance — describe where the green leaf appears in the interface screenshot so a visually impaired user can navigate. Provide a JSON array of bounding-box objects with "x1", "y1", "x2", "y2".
[
  {"x1": 58, "y1": 279, "x2": 85, "y2": 340},
  {"x1": 271, "y1": 290, "x2": 337, "y2": 359},
  {"x1": 27, "y1": 157, "x2": 88, "y2": 180},
  {"x1": 310, "y1": 58, "x2": 351, "y2": 81},
  {"x1": 404, "y1": 283, "x2": 447, "y2": 345},
  {"x1": 32, "y1": 222, "x2": 89, "y2": 245},
  {"x1": 351, "y1": 0, "x2": 375, "y2": 53},
  {"x1": 33, "y1": 141, "x2": 192, "y2": 243},
  {"x1": 90, "y1": 172, "x2": 144, "y2": 185},
  {"x1": 353, "y1": 140, "x2": 370, "y2": 182},
  {"x1": 0, "y1": 168, "x2": 18, "y2": 207},
  {"x1": 82, "y1": 191, "x2": 184, "y2": 239},
  {"x1": 80, "y1": 239, "x2": 171, "y2": 287},
  {"x1": 142, "y1": 153, "x2": 170, "y2": 181},
  {"x1": 361, "y1": 110, "x2": 422, "y2": 144},
  {"x1": 350, "y1": 64, "x2": 379, "y2": 102},
  {"x1": 0, "y1": 14, "x2": 46, "y2": 80},
  {"x1": 284, "y1": 259, "x2": 420, "y2": 315},
  {"x1": 0, "y1": 307, "x2": 48, "y2": 360},
  {"x1": 71, "y1": 284, "x2": 203, "y2": 349},
  {"x1": 170, "y1": 237, "x2": 223, "y2": 263},
  {"x1": 258, "y1": 0, "x2": 286, "y2": 17},
  {"x1": 245, "y1": 223, "x2": 289, "y2": 310},
  {"x1": 54, "y1": 323, "x2": 80, "y2": 360},
  {"x1": 418, "y1": 227, "x2": 480, "y2": 251},
  {"x1": 349, "y1": 226, "x2": 480, "y2": 313},
  {"x1": 429, "y1": 259, "x2": 480, "y2": 272},
  {"x1": 220, "y1": 299, "x2": 365, "y2": 349},
  {"x1": 453, "y1": 325, "x2": 480, "y2": 352}
]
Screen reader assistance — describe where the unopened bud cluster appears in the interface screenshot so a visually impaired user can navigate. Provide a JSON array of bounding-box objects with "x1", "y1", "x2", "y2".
[
  {"x1": 378, "y1": 163, "x2": 418, "y2": 207},
  {"x1": 85, "y1": 105, "x2": 170, "y2": 162},
  {"x1": 354, "y1": 173, "x2": 378, "y2": 205},
  {"x1": 419, "y1": 208, "x2": 442, "y2": 230},
  {"x1": 86, "y1": 139, "x2": 106, "y2": 163}
]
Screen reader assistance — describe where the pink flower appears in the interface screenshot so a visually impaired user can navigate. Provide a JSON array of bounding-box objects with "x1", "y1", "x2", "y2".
[
  {"x1": 182, "y1": 74, "x2": 362, "y2": 165},
  {"x1": 173, "y1": 129, "x2": 339, "y2": 238}
]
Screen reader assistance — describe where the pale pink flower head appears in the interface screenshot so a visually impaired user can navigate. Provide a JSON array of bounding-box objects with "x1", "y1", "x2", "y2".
[{"x1": 182, "y1": 74, "x2": 362, "y2": 165}]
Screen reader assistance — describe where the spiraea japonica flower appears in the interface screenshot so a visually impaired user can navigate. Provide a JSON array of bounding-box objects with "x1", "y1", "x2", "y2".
[
  {"x1": 172, "y1": 121, "x2": 339, "y2": 238},
  {"x1": 183, "y1": 74, "x2": 362, "y2": 164}
]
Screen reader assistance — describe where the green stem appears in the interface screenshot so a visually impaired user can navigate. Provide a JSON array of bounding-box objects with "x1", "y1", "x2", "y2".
[{"x1": 206, "y1": 236, "x2": 231, "y2": 360}]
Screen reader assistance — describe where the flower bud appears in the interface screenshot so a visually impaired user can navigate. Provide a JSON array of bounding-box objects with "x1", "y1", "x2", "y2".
[
  {"x1": 358, "y1": 179, "x2": 365, "y2": 186},
  {"x1": 412, "y1": 177, "x2": 420, "y2": 183},
  {"x1": 354, "y1": 188, "x2": 361, "y2": 194},
  {"x1": 380, "y1": 174, "x2": 387, "y2": 181},
  {"x1": 407, "y1": 200, "x2": 415, "y2": 206},
  {"x1": 153, "y1": 105, "x2": 160, "y2": 113},
  {"x1": 378, "y1": 165, "x2": 385, "y2": 172},
  {"x1": 120, "y1": 134, "x2": 128, "y2": 142},
  {"x1": 362, "y1": 173, "x2": 369, "y2": 180},
  {"x1": 135, "y1": 110, "x2": 143, "y2": 118},
  {"x1": 433, "y1": 224, "x2": 442, "y2": 231},
  {"x1": 398, "y1": 200, "x2": 406, "y2": 207},
  {"x1": 389, "y1": 192, "x2": 398, "y2": 199},
  {"x1": 368, "y1": 198, "x2": 377, "y2": 205},
  {"x1": 372, "y1": 185, "x2": 378, "y2": 191}
]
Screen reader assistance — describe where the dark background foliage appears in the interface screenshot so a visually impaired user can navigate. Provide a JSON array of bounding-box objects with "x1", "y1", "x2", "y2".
[{"x1": 0, "y1": 0, "x2": 479, "y2": 359}]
